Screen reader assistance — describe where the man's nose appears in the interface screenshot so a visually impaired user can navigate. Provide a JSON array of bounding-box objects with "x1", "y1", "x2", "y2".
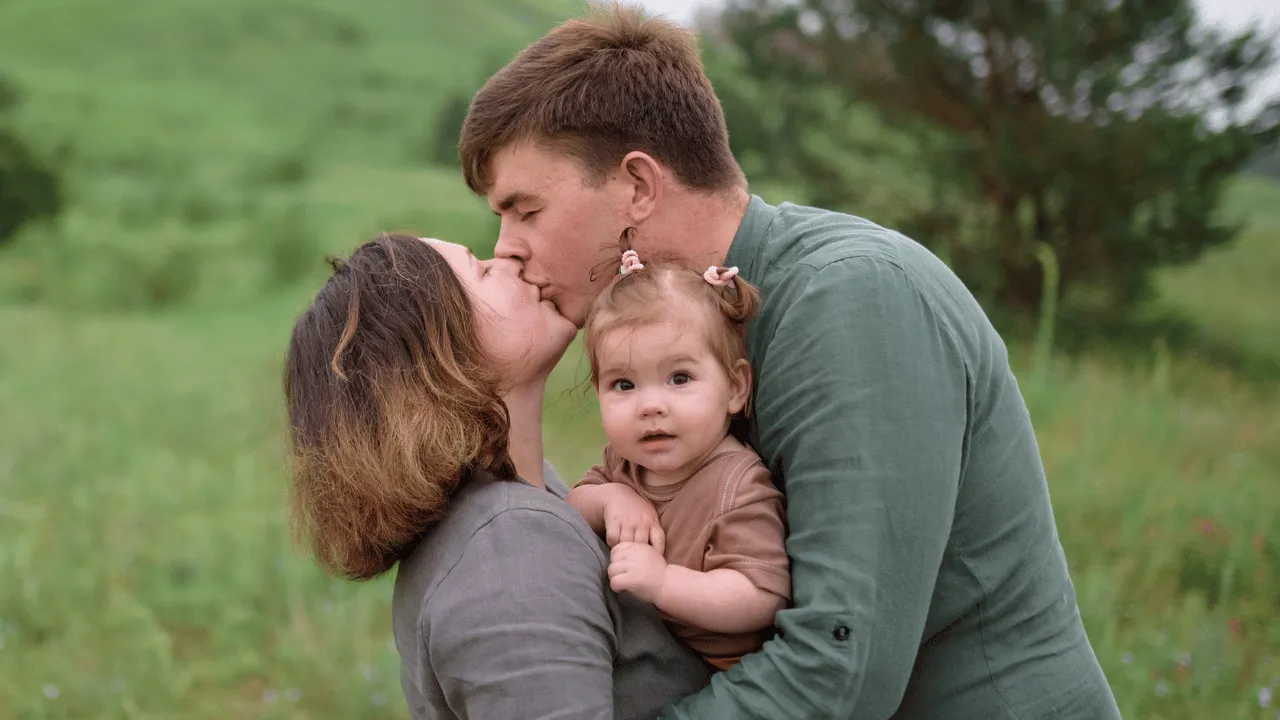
[{"x1": 493, "y1": 219, "x2": 526, "y2": 264}]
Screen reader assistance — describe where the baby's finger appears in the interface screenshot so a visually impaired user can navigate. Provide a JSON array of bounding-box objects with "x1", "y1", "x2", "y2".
[
  {"x1": 609, "y1": 572, "x2": 629, "y2": 593},
  {"x1": 605, "y1": 520, "x2": 620, "y2": 547}
]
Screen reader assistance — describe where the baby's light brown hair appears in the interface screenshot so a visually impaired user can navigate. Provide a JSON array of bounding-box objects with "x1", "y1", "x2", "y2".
[{"x1": 583, "y1": 261, "x2": 761, "y2": 396}]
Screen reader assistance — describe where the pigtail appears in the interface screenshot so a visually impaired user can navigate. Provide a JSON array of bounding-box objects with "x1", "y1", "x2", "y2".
[{"x1": 708, "y1": 270, "x2": 760, "y2": 326}]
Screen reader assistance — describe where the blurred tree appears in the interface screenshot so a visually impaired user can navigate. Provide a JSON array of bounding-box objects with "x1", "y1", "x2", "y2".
[
  {"x1": 1246, "y1": 143, "x2": 1280, "y2": 180},
  {"x1": 710, "y1": 0, "x2": 1280, "y2": 315},
  {"x1": 0, "y1": 75, "x2": 61, "y2": 247}
]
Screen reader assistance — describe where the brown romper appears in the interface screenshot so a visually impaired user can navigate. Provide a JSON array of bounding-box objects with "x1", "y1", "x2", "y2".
[{"x1": 578, "y1": 445, "x2": 791, "y2": 670}]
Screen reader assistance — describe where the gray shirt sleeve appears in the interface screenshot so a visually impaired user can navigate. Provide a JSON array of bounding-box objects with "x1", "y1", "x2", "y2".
[{"x1": 424, "y1": 506, "x2": 616, "y2": 719}]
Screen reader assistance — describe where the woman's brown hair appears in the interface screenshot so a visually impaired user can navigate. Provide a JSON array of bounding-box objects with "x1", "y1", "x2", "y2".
[{"x1": 284, "y1": 234, "x2": 514, "y2": 581}]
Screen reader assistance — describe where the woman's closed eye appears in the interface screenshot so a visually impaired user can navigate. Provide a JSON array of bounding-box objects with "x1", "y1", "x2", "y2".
[{"x1": 519, "y1": 209, "x2": 540, "y2": 222}]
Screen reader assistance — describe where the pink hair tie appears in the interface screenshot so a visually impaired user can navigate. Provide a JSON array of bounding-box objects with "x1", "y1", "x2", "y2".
[
  {"x1": 703, "y1": 265, "x2": 739, "y2": 286},
  {"x1": 619, "y1": 250, "x2": 645, "y2": 275}
]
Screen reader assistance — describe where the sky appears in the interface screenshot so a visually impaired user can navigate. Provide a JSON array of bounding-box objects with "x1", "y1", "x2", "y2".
[
  {"x1": 634, "y1": 0, "x2": 1280, "y2": 108},
  {"x1": 636, "y1": 0, "x2": 1280, "y2": 34}
]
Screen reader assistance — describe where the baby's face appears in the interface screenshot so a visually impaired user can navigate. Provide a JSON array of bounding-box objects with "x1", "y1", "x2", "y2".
[{"x1": 594, "y1": 319, "x2": 747, "y2": 481}]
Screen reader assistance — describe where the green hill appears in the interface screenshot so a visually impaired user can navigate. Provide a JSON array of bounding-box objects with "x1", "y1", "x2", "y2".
[{"x1": 0, "y1": 0, "x2": 574, "y2": 309}]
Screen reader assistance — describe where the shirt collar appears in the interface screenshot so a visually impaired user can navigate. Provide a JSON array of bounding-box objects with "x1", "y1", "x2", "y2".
[{"x1": 725, "y1": 194, "x2": 778, "y2": 285}]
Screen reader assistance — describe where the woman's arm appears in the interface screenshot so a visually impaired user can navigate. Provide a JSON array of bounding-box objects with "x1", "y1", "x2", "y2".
[{"x1": 424, "y1": 507, "x2": 616, "y2": 719}]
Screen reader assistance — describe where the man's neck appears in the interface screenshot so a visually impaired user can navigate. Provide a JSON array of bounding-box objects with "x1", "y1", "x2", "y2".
[
  {"x1": 502, "y1": 382, "x2": 547, "y2": 490},
  {"x1": 641, "y1": 186, "x2": 751, "y2": 268}
]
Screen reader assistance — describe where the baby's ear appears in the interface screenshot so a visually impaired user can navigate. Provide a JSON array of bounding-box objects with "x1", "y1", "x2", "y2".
[{"x1": 727, "y1": 358, "x2": 752, "y2": 415}]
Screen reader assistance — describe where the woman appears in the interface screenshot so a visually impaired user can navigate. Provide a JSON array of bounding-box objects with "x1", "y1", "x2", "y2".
[{"x1": 284, "y1": 234, "x2": 711, "y2": 718}]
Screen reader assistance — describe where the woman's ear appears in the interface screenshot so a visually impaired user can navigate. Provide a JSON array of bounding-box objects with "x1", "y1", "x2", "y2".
[
  {"x1": 618, "y1": 151, "x2": 663, "y2": 226},
  {"x1": 727, "y1": 358, "x2": 752, "y2": 416}
]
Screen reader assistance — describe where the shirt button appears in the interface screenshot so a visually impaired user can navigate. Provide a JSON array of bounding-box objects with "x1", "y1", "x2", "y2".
[{"x1": 833, "y1": 625, "x2": 851, "y2": 642}]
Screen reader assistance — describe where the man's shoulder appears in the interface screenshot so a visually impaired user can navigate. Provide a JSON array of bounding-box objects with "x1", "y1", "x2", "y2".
[
  {"x1": 767, "y1": 202, "x2": 915, "y2": 272},
  {"x1": 761, "y1": 202, "x2": 983, "y2": 327}
]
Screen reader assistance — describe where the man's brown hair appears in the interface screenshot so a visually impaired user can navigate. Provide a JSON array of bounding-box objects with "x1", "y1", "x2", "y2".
[
  {"x1": 284, "y1": 234, "x2": 514, "y2": 581},
  {"x1": 460, "y1": 3, "x2": 744, "y2": 195}
]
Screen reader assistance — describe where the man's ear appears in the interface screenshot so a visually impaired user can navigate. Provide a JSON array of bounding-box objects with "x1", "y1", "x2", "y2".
[
  {"x1": 727, "y1": 358, "x2": 752, "y2": 416},
  {"x1": 618, "y1": 151, "x2": 664, "y2": 226}
]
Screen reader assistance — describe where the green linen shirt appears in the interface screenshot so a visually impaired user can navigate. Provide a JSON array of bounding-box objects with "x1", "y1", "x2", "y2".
[{"x1": 661, "y1": 197, "x2": 1121, "y2": 719}]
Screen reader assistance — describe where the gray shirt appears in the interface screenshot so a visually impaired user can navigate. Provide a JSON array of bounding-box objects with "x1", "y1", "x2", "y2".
[{"x1": 392, "y1": 462, "x2": 712, "y2": 719}]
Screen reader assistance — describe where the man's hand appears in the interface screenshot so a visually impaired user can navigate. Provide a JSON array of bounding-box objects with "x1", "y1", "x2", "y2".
[
  {"x1": 608, "y1": 541, "x2": 668, "y2": 603},
  {"x1": 602, "y1": 487, "x2": 665, "y2": 553}
]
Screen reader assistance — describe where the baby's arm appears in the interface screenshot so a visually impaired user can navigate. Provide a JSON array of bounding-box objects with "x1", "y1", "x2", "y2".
[
  {"x1": 609, "y1": 545, "x2": 783, "y2": 634},
  {"x1": 660, "y1": 565, "x2": 785, "y2": 634},
  {"x1": 567, "y1": 458, "x2": 664, "y2": 550}
]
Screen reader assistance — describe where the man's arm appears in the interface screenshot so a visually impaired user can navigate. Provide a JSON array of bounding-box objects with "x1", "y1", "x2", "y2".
[
  {"x1": 426, "y1": 509, "x2": 615, "y2": 719},
  {"x1": 662, "y1": 257, "x2": 968, "y2": 719}
]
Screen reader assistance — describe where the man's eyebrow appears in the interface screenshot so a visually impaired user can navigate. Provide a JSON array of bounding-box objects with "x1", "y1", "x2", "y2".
[{"x1": 492, "y1": 191, "x2": 537, "y2": 214}]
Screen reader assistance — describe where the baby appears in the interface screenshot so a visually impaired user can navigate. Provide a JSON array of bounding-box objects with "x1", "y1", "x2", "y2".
[{"x1": 567, "y1": 250, "x2": 790, "y2": 672}]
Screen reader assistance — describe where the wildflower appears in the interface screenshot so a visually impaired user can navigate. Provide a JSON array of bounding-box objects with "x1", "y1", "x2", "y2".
[
  {"x1": 263, "y1": 689, "x2": 279, "y2": 704},
  {"x1": 1155, "y1": 680, "x2": 1170, "y2": 697},
  {"x1": 1260, "y1": 686, "x2": 1273, "y2": 708},
  {"x1": 43, "y1": 685, "x2": 59, "y2": 700},
  {"x1": 1121, "y1": 652, "x2": 1134, "y2": 665}
]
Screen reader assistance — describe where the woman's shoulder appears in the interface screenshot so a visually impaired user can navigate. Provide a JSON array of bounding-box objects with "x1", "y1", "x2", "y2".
[{"x1": 394, "y1": 472, "x2": 606, "y2": 603}]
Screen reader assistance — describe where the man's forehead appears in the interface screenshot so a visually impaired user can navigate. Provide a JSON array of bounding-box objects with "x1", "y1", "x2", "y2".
[{"x1": 486, "y1": 141, "x2": 587, "y2": 206}]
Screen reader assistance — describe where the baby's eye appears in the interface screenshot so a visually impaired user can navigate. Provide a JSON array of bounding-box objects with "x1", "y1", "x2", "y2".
[
  {"x1": 669, "y1": 372, "x2": 692, "y2": 386},
  {"x1": 610, "y1": 379, "x2": 634, "y2": 392}
]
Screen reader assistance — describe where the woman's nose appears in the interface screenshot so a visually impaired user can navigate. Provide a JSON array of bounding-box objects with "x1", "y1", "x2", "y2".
[{"x1": 483, "y1": 257, "x2": 523, "y2": 275}]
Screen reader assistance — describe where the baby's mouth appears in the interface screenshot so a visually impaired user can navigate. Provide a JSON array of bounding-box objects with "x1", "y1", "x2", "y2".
[{"x1": 641, "y1": 431, "x2": 675, "y2": 442}]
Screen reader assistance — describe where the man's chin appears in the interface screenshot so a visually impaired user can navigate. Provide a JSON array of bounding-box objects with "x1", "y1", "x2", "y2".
[{"x1": 551, "y1": 299, "x2": 588, "y2": 329}]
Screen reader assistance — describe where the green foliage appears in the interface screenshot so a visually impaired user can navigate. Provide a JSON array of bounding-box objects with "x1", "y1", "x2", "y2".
[
  {"x1": 714, "y1": 0, "x2": 1280, "y2": 317},
  {"x1": 0, "y1": 75, "x2": 62, "y2": 247},
  {"x1": 428, "y1": 94, "x2": 472, "y2": 167},
  {"x1": 1246, "y1": 142, "x2": 1280, "y2": 180}
]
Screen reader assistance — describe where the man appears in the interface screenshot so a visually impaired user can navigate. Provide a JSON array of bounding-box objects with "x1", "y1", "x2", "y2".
[{"x1": 459, "y1": 6, "x2": 1122, "y2": 719}]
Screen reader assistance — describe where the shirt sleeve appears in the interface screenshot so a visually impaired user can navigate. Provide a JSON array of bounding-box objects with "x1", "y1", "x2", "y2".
[
  {"x1": 703, "y1": 460, "x2": 791, "y2": 600},
  {"x1": 662, "y1": 257, "x2": 968, "y2": 719},
  {"x1": 426, "y1": 507, "x2": 616, "y2": 719}
]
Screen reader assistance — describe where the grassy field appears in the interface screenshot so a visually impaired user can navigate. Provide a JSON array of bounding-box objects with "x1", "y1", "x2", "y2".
[{"x1": 1, "y1": 0, "x2": 1278, "y2": 718}]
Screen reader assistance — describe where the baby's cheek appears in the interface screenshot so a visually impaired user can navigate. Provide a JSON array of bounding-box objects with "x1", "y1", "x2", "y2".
[{"x1": 599, "y1": 403, "x2": 633, "y2": 442}]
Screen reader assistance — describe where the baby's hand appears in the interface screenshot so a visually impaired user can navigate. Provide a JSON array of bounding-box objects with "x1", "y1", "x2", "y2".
[
  {"x1": 602, "y1": 486, "x2": 665, "y2": 554},
  {"x1": 608, "y1": 541, "x2": 668, "y2": 604}
]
